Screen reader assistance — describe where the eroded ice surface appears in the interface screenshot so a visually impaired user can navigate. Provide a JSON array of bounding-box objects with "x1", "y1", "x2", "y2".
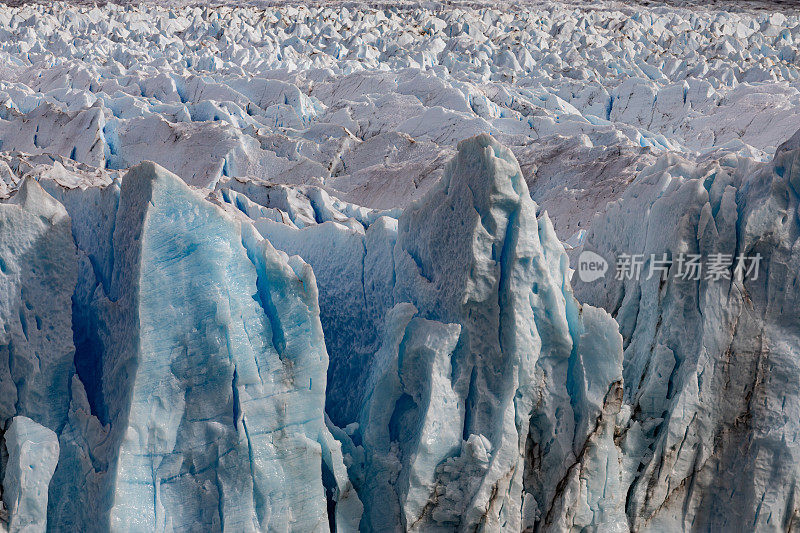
[
  {"x1": 574, "y1": 130, "x2": 800, "y2": 531},
  {"x1": 2, "y1": 0, "x2": 800, "y2": 237},
  {"x1": 3, "y1": 416, "x2": 59, "y2": 533},
  {"x1": 1, "y1": 0, "x2": 800, "y2": 532}
]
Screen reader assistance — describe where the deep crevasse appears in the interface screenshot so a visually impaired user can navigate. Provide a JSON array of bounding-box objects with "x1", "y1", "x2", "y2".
[{"x1": 222, "y1": 133, "x2": 627, "y2": 530}]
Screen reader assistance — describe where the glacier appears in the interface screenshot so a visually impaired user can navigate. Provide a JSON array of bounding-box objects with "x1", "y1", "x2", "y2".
[
  {"x1": 573, "y1": 129, "x2": 800, "y2": 531},
  {"x1": 3, "y1": 416, "x2": 59, "y2": 533},
  {"x1": 0, "y1": 128, "x2": 627, "y2": 532},
  {"x1": 1, "y1": 0, "x2": 800, "y2": 531},
  {"x1": 1, "y1": 161, "x2": 363, "y2": 532}
]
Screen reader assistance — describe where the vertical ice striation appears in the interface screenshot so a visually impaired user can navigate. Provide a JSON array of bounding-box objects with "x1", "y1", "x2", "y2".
[
  {"x1": 11, "y1": 113, "x2": 800, "y2": 531},
  {"x1": 5, "y1": 2, "x2": 800, "y2": 530},
  {"x1": 0, "y1": 178, "x2": 76, "y2": 432},
  {"x1": 0, "y1": 178, "x2": 77, "y2": 531},
  {"x1": 576, "y1": 128, "x2": 800, "y2": 530},
  {"x1": 29, "y1": 161, "x2": 360, "y2": 532},
  {"x1": 2, "y1": 416, "x2": 59, "y2": 533},
  {"x1": 100, "y1": 162, "x2": 307, "y2": 530},
  {"x1": 336, "y1": 133, "x2": 626, "y2": 531},
  {"x1": 241, "y1": 187, "x2": 399, "y2": 427},
  {"x1": 346, "y1": 302, "x2": 462, "y2": 532},
  {"x1": 223, "y1": 134, "x2": 627, "y2": 531}
]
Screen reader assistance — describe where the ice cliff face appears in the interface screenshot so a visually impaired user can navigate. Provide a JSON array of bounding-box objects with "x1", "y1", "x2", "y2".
[
  {"x1": 0, "y1": 176, "x2": 75, "y2": 434},
  {"x1": 4, "y1": 125, "x2": 800, "y2": 531},
  {"x1": 3, "y1": 416, "x2": 59, "y2": 533},
  {"x1": 574, "y1": 130, "x2": 800, "y2": 531},
  {"x1": 387, "y1": 135, "x2": 624, "y2": 531},
  {"x1": 0, "y1": 162, "x2": 361, "y2": 531},
  {"x1": 0, "y1": 128, "x2": 629, "y2": 531},
  {"x1": 329, "y1": 135, "x2": 625, "y2": 531}
]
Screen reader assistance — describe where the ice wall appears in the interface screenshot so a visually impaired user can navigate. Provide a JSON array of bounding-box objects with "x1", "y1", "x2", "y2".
[
  {"x1": 575, "y1": 128, "x2": 800, "y2": 530},
  {"x1": 1, "y1": 163, "x2": 359, "y2": 532},
  {"x1": 384, "y1": 134, "x2": 625, "y2": 531},
  {"x1": 4, "y1": 128, "x2": 800, "y2": 532},
  {"x1": 0, "y1": 178, "x2": 76, "y2": 433},
  {"x1": 223, "y1": 134, "x2": 627, "y2": 531},
  {"x1": 2, "y1": 416, "x2": 59, "y2": 533}
]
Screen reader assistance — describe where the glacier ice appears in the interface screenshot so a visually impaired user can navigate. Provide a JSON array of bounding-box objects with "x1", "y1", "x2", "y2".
[
  {"x1": 3, "y1": 416, "x2": 59, "y2": 533},
  {"x1": 97, "y1": 162, "x2": 342, "y2": 532},
  {"x1": 574, "y1": 129, "x2": 800, "y2": 531},
  {"x1": 3, "y1": 0, "x2": 800, "y2": 222},
  {"x1": 2, "y1": 0, "x2": 800, "y2": 531},
  {"x1": 0, "y1": 177, "x2": 76, "y2": 433},
  {"x1": 386, "y1": 134, "x2": 625, "y2": 530},
  {"x1": 226, "y1": 133, "x2": 627, "y2": 531},
  {"x1": 0, "y1": 131, "x2": 631, "y2": 532},
  {"x1": 1, "y1": 162, "x2": 361, "y2": 532}
]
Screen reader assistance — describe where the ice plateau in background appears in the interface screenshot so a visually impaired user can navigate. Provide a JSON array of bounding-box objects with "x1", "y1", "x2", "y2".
[{"x1": 1, "y1": 0, "x2": 800, "y2": 531}]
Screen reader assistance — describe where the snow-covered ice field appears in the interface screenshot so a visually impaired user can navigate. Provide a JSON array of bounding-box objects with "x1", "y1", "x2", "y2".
[
  {"x1": 2, "y1": 0, "x2": 800, "y2": 531},
  {"x1": 2, "y1": 0, "x2": 800, "y2": 233}
]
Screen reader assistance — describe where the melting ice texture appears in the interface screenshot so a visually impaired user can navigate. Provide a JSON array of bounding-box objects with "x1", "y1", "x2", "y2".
[
  {"x1": 0, "y1": 130, "x2": 628, "y2": 532},
  {"x1": 2, "y1": 1, "x2": 800, "y2": 532},
  {"x1": 8, "y1": 126, "x2": 800, "y2": 532}
]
